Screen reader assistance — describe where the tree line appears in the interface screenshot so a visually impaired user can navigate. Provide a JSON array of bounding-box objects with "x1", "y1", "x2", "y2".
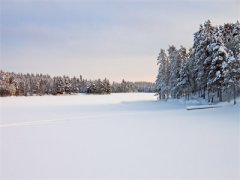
[
  {"x1": 0, "y1": 70, "x2": 154, "y2": 96},
  {"x1": 155, "y1": 20, "x2": 240, "y2": 104}
]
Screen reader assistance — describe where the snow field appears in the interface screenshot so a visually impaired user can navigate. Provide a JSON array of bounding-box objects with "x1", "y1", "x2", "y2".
[{"x1": 0, "y1": 93, "x2": 239, "y2": 179}]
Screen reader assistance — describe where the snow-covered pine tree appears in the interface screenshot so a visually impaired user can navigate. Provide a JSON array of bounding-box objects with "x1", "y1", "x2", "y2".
[
  {"x1": 52, "y1": 77, "x2": 57, "y2": 95},
  {"x1": 0, "y1": 71, "x2": 16, "y2": 96},
  {"x1": 96, "y1": 79, "x2": 103, "y2": 94},
  {"x1": 223, "y1": 50, "x2": 240, "y2": 104},
  {"x1": 192, "y1": 23, "x2": 204, "y2": 94},
  {"x1": 207, "y1": 28, "x2": 228, "y2": 102},
  {"x1": 177, "y1": 48, "x2": 191, "y2": 99},
  {"x1": 186, "y1": 48, "x2": 198, "y2": 94},
  {"x1": 71, "y1": 76, "x2": 80, "y2": 94},
  {"x1": 64, "y1": 76, "x2": 71, "y2": 94},
  {"x1": 231, "y1": 21, "x2": 240, "y2": 60},
  {"x1": 31, "y1": 74, "x2": 39, "y2": 95},
  {"x1": 222, "y1": 23, "x2": 234, "y2": 51},
  {"x1": 56, "y1": 76, "x2": 65, "y2": 94},
  {"x1": 194, "y1": 20, "x2": 213, "y2": 98},
  {"x1": 176, "y1": 46, "x2": 188, "y2": 96},
  {"x1": 79, "y1": 76, "x2": 87, "y2": 93},
  {"x1": 168, "y1": 46, "x2": 176, "y2": 98},
  {"x1": 168, "y1": 45, "x2": 182, "y2": 98},
  {"x1": 155, "y1": 49, "x2": 169, "y2": 99},
  {"x1": 87, "y1": 80, "x2": 97, "y2": 94},
  {"x1": 15, "y1": 74, "x2": 26, "y2": 96},
  {"x1": 45, "y1": 75, "x2": 53, "y2": 95},
  {"x1": 38, "y1": 78, "x2": 45, "y2": 95},
  {"x1": 102, "y1": 78, "x2": 111, "y2": 94}
]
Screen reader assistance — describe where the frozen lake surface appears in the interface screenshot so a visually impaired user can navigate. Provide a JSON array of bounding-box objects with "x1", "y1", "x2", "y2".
[{"x1": 0, "y1": 93, "x2": 239, "y2": 179}]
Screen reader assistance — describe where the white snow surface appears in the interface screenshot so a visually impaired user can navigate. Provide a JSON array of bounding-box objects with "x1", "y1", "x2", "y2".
[{"x1": 0, "y1": 93, "x2": 239, "y2": 180}]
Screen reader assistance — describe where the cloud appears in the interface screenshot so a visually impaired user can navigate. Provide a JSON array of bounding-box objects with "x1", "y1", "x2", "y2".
[{"x1": 1, "y1": 0, "x2": 239, "y2": 81}]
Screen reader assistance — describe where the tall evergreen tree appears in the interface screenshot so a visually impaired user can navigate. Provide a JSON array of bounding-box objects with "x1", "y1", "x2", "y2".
[
  {"x1": 223, "y1": 50, "x2": 240, "y2": 104},
  {"x1": 155, "y1": 49, "x2": 169, "y2": 99},
  {"x1": 207, "y1": 28, "x2": 227, "y2": 102}
]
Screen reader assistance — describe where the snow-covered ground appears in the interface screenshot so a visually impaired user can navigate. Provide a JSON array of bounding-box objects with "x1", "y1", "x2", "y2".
[{"x1": 0, "y1": 93, "x2": 239, "y2": 180}]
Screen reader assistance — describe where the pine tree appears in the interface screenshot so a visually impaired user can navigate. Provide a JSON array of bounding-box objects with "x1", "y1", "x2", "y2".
[
  {"x1": 155, "y1": 49, "x2": 169, "y2": 99},
  {"x1": 55, "y1": 76, "x2": 65, "y2": 94},
  {"x1": 222, "y1": 23, "x2": 234, "y2": 51},
  {"x1": 0, "y1": 71, "x2": 16, "y2": 96},
  {"x1": 64, "y1": 76, "x2": 71, "y2": 94},
  {"x1": 207, "y1": 28, "x2": 227, "y2": 102},
  {"x1": 223, "y1": 50, "x2": 240, "y2": 104},
  {"x1": 168, "y1": 45, "x2": 182, "y2": 98},
  {"x1": 71, "y1": 76, "x2": 80, "y2": 94},
  {"x1": 231, "y1": 21, "x2": 240, "y2": 59},
  {"x1": 87, "y1": 81, "x2": 97, "y2": 94},
  {"x1": 177, "y1": 50, "x2": 191, "y2": 100},
  {"x1": 102, "y1": 78, "x2": 111, "y2": 94},
  {"x1": 193, "y1": 20, "x2": 213, "y2": 97}
]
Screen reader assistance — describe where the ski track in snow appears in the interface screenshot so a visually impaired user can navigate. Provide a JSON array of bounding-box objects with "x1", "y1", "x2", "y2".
[{"x1": 0, "y1": 111, "x2": 148, "y2": 128}]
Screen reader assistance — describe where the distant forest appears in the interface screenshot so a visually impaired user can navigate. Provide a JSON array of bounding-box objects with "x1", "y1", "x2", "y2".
[
  {"x1": 0, "y1": 70, "x2": 154, "y2": 96},
  {"x1": 155, "y1": 20, "x2": 240, "y2": 104}
]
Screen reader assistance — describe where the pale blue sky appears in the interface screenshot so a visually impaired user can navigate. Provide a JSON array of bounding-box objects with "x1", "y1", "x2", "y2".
[{"x1": 1, "y1": 0, "x2": 239, "y2": 82}]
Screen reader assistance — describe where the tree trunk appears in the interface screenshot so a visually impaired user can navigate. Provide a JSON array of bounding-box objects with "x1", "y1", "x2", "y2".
[
  {"x1": 233, "y1": 84, "x2": 236, "y2": 105},
  {"x1": 203, "y1": 87, "x2": 206, "y2": 99},
  {"x1": 208, "y1": 90, "x2": 210, "y2": 103},
  {"x1": 219, "y1": 89, "x2": 222, "y2": 102}
]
